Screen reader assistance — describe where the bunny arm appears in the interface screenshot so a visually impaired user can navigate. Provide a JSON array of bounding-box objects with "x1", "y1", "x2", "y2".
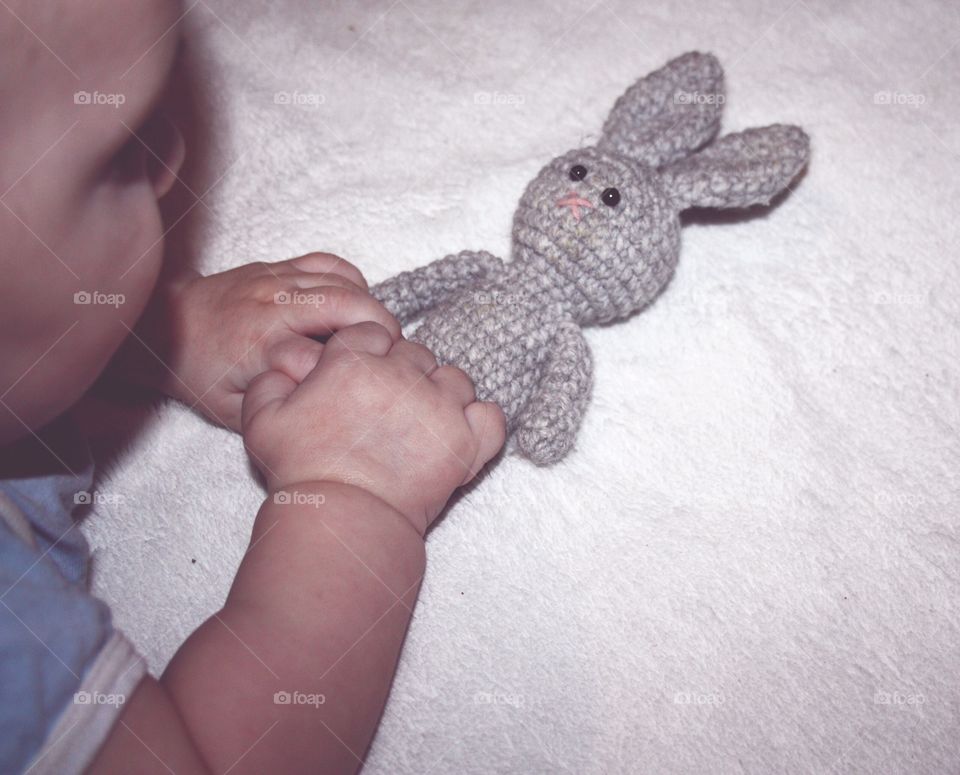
[
  {"x1": 515, "y1": 319, "x2": 593, "y2": 466},
  {"x1": 370, "y1": 250, "x2": 504, "y2": 325}
]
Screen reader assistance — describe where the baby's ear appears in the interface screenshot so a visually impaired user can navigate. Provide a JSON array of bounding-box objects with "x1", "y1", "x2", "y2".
[
  {"x1": 659, "y1": 124, "x2": 810, "y2": 211},
  {"x1": 598, "y1": 51, "x2": 724, "y2": 168}
]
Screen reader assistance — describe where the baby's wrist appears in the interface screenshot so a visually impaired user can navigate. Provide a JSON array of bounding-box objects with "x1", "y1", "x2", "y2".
[{"x1": 265, "y1": 480, "x2": 426, "y2": 538}]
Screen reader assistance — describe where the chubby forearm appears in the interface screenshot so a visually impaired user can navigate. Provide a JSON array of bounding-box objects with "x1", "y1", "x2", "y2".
[
  {"x1": 164, "y1": 481, "x2": 425, "y2": 772},
  {"x1": 94, "y1": 482, "x2": 426, "y2": 774},
  {"x1": 164, "y1": 482, "x2": 424, "y2": 773}
]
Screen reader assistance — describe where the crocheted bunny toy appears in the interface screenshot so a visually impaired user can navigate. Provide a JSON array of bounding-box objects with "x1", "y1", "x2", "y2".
[{"x1": 372, "y1": 51, "x2": 810, "y2": 465}]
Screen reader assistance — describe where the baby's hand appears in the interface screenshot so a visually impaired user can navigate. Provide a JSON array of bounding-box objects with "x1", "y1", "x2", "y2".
[
  {"x1": 242, "y1": 322, "x2": 506, "y2": 533},
  {"x1": 129, "y1": 253, "x2": 399, "y2": 430}
]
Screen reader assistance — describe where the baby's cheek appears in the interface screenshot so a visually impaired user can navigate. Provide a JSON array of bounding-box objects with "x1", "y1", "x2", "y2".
[{"x1": 86, "y1": 179, "x2": 166, "y2": 315}]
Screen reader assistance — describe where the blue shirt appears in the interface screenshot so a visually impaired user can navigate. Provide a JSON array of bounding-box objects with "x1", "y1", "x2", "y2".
[{"x1": 0, "y1": 420, "x2": 118, "y2": 773}]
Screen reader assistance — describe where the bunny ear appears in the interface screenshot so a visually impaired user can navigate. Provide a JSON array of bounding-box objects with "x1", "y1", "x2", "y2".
[
  {"x1": 659, "y1": 124, "x2": 810, "y2": 210},
  {"x1": 598, "y1": 51, "x2": 724, "y2": 168}
]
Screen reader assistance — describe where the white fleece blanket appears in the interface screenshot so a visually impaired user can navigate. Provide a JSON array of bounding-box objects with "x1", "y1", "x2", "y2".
[{"x1": 82, "y1": 1, "x2": 960, "y2": 772}]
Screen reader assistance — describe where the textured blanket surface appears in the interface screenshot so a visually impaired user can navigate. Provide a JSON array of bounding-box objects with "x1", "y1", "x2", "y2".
[{"x1": 82, "y1": 1, "x2": 960, "y2": 772}]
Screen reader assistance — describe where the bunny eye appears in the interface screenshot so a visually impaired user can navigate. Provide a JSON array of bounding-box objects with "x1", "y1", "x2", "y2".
[
  {"x1": 568, "y1": 164, "x2": 587, "y2": 181},
  {"x1": 601, "y1": 187, "x2": 621, "y2": 207}
]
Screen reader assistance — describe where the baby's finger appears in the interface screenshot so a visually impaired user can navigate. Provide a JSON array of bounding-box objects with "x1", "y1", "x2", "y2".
[
  {"x1": 430, "y1": 365, "x2": 476, "y2": 406},
  {"x1": 388, "y1": 339, "x2": 438, "y2": 376},
  {"x1": 265, "y1": 335, "x2": 324, "y2": 383},
  {"x1": 287, "y1": 273, "x2": 364, "y2": 294},
  {"x1": 242, "y1": 370, "x2": 298, "y2": 431},
  {"x1": 279, "y1": 285, "x2": 401, "y2": 342},
  {"x1": 278, "y1": 252, "x2": 368, "y2": 290},
  {"x1": 322, "y1": 320, "x2": 395, "y2": 362},
  {"x1": 461, "y1": 401, "x2": 507, "y2": 484}
]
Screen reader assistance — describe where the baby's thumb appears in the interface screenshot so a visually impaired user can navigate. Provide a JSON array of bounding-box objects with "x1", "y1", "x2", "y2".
[
  {"x1": 242, "y1": 370, "x2": 298, "y2": 431},
  {"x1": 461, "y1": 401, "x2": 507, "y2": 484},
  {"x1": 266, "y1": 335, "x2": 324, "y2": 384}
]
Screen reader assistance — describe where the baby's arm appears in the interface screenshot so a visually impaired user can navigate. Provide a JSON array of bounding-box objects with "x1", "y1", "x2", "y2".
[
  {"x1": 93, "y1": 485, "x2": 424, "y2": 774},
  {"x1": 91, "y1": 322, "x2": 506, "y2": 773}
]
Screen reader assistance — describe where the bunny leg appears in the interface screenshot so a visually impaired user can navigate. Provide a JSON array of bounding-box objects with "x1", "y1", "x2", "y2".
[
  {"x1": 371, "y1": 250, "x2": 504, "y2": 326},
  {"x1": 515, "y1": 320, "x2": 593, "y2": 465}
]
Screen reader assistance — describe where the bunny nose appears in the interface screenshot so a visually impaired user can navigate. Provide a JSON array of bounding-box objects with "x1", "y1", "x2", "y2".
[{"x1": 556, "y1": 190, "x2": 594, "y2": 221}]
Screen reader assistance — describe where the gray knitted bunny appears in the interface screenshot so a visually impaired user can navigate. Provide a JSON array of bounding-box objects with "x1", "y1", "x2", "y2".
[{"x1": 371, "y1": 51, "x2": 810, "y2": 465}]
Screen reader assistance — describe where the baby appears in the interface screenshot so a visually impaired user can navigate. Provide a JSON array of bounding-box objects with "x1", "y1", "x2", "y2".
[{"x1": 0, "y1": 2, "x2": 505, "y2": 773}]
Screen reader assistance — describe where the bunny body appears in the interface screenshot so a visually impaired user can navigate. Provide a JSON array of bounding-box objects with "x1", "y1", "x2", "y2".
[
  {"x1": 383, "y1": 250, "x2": 592, "y2": 464},
  {"x1": 372, "y1": 52, "x2": 810, "y2": 465}
]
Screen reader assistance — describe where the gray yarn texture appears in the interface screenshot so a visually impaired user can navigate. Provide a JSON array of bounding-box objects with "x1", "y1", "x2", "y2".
[{"x1": 372, "y1": 51, "x2": 810, "y2": 465}]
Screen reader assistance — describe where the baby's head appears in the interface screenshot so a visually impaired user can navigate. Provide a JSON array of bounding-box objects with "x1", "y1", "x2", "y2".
[
  {"x1": 511, "y1": 51, "x2": 810, "y2": 326},
  {"x1": 0, "y1": 0, "x2": 186, "y2": 444}
]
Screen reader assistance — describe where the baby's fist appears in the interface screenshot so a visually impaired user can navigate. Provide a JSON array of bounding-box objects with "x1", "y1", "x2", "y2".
[{"x1": 242, "y1": 322, "x2": 505, "y2": 534}]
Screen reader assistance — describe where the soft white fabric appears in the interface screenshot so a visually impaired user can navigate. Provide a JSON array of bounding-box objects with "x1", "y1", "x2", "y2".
[{"x1": 82, "y1": 1, "x2": 960, "y2": 772}]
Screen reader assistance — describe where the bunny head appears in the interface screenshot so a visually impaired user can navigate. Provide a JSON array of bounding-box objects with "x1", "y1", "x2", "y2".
[{"x1": 511, "y1": 51, "x2": 810, "y2": 326}]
